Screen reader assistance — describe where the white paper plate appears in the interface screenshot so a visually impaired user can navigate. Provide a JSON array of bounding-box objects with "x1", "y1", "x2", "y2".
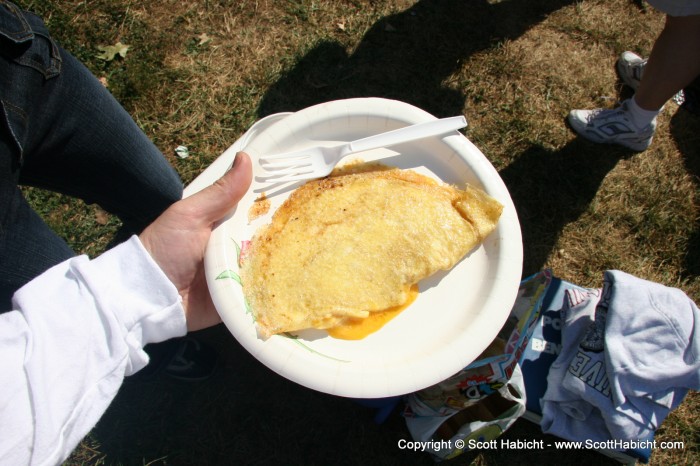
[{"x1": 204, "y1": 98, "x2": 523, "y2": 398}]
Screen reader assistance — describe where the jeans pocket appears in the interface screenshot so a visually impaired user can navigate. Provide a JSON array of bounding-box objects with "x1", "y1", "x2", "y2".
[{"x1": 0, "y1": 1, "x2": 61, "y2": 79}]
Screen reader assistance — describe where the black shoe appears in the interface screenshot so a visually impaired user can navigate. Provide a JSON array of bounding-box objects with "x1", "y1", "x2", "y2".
[
  {"x1": 163, "y1": 337, "x2": 219, "y2": 381},
  {"x1": 135, "y1": 339, "x2": 180, "y2": 379},
  {"x1": 133, "y1": 337, "x2": 218, "y2": 381}
]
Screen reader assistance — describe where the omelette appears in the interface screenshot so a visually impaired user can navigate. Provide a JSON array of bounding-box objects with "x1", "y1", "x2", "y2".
[{"x1": 240, "y1": 163, "x2": 503, "y2": 338}]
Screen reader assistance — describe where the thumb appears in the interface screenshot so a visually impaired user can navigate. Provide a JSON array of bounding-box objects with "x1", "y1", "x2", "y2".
[{"x1": 187, "y1": 152, "x2": 253, "y2": 225}]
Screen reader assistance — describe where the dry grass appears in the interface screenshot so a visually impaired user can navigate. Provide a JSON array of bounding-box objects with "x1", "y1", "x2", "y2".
[{"x1": 14, "y1": 0, "x2": 700, "y2": 464}]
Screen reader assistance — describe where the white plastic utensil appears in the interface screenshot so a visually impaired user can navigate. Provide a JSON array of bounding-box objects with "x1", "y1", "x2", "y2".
[{"x1": 257, "y1": 115, "x2": 467, "y2": 184}]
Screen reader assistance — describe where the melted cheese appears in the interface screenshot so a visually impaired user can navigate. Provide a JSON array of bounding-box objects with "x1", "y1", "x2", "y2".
[{"x1": 327, "y1": 284, "x2": 419, "y2": 340}]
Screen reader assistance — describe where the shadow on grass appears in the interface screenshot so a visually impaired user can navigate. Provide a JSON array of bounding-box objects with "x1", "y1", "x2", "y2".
[
  {"x1": 89, "y1": 325, "x2": 618, "y2": 466},
  {"x1": 90, "y1": 326, "x2": 439, "y2": 466},
  {"x1": 258, "y1": 0, "x2": 579, "y2": 118},
  {"x1": 500, "y1": 140, "x2": 630, "y2": 277},
  {"x1": 670, "y1": 108, "x2": 700, "y2": 276}
]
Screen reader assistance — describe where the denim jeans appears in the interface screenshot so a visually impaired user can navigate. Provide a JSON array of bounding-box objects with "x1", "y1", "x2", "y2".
[{"x1": 0, "y1": 2, "x2": 183, "y2": 310}]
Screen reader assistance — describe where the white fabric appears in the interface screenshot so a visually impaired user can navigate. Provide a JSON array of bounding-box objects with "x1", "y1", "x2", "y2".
[
  {"x1": 603, "y1": 271, "x2": 700, "y2": 402},
  {"x1": 0, "y1": 236, "x2": 186, "y2": 466},
  {"x1": 627, "y1": 96, "x2": 660, "y2": 128},
  {"x1": 541, "y1": 270, "x2": 699, "y2": 446}
]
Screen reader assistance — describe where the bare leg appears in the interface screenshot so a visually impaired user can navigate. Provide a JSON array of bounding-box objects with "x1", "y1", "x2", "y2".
[{"x1": 635, "y1": 14, "x2": 700, "y2": 111}]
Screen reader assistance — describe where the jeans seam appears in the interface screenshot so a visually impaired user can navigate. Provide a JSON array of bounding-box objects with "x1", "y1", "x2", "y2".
[
  {"x1": 0, "y1": 1, "x2": 33, "y2": 43},
  {"x1": 1, "y1": 2, "x2": 62, "y2": 78},
  {"x1": 0, "y1": 99, "x2": 26, "y2": 163}
]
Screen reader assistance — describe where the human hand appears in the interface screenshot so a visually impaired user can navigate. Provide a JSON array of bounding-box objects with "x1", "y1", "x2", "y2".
[{"x1": 140, "y1": 152, "x2": 252, "y2": 331}]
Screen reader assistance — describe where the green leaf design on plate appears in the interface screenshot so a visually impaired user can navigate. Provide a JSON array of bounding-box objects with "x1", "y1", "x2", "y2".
[
  {"x1": 283, "y1": 333, "x2": 350, "y2": 363},
  {"x1": 216, "y1": 269, "x2": 241, "y2": 284},
  {"x1": 216, "y1": 239, "x2": 243, "y2": 284},
  {"x1": 234, "y1": 239, "x2": 241, "y2": 264},
  {"x1": 243, "y1": 296, "x2": 254, "y2": 318}
]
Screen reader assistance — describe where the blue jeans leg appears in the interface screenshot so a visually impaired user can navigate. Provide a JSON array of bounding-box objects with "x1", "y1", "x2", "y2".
[
  {"x1": 18, "y1": 46, "x2": 184, "y2": 234},
  {"x1": 0, "y1": 2, "x2": 183, "y2": 309}
]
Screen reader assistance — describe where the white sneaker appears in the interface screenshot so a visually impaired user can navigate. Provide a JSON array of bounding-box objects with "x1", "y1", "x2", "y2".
[
  {"x1": 567, "y1": 100, "x2": 656, "y2": 151},
  {"x1": 616, "y1": 51, "x2": 646, "y2": 91},
  {"x1": 615, "y1": 51, "x2": 682, "y2": 107}
]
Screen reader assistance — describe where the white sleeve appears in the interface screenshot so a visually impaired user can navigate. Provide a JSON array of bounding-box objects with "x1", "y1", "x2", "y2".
[{"x1": 0, "y1": 236, "x2": 187, "y2": 466}]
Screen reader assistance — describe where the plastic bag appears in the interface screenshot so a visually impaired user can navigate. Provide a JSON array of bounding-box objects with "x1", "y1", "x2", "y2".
[{"x1": 403, "y1": 270, "x2": 553, "y2": 460}]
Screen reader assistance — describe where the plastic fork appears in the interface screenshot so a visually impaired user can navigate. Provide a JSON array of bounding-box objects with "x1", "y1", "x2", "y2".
[{"x1": 257, "y1": 115, "x2": 467, "y2": 184}]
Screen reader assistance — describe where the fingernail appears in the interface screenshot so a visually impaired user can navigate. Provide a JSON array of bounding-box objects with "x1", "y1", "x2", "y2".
[{"x1": 225, "y1": 153, "x2": 239, "y2": 173}]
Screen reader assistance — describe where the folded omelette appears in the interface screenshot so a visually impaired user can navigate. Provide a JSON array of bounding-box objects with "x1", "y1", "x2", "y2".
[{"x1": 240, "y1": 163, "x2": 503, "y2": 338}]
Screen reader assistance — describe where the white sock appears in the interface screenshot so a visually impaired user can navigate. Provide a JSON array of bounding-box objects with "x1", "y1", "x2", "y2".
[{"x1": 625, "y1": 96, "x2": 659, "y2": 129}]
